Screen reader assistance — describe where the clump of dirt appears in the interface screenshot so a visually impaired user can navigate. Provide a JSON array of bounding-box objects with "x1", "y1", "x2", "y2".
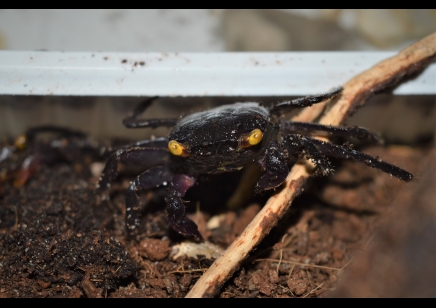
[
  {"x1": 1, "y1": 224, "x2": 136, "y2": 298},
  {"x1": 0, "y1": 136, "x2": 434, "y2": 297}
]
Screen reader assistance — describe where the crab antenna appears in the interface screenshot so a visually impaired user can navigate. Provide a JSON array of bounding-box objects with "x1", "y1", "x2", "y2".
[{"x1": 270, "y1": 87, "x2": 343, "y2": 116}]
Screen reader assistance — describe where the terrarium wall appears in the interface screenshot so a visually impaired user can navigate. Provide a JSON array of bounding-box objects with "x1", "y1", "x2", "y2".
[{"x1": 0, "y1": 10, "x2": 435, "y2": 142}]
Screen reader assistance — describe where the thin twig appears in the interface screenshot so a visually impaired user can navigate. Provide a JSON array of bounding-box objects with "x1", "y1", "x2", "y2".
[
  {"x1": 254, "y1": 258, "x2": 347, "y2": 272},
  {"x1": 276, "y1": 234, "x2": 287, "y2": 273},
  {"x1": 186, "y1": 33, "x2": 436, "y2": 298},
  {"x1": 288, "y1": 263, "x2": 296, "y2": 278},
  {"x1": 143, "y1": 260, "x2": 158, "y2": 278},
  {"x1": 302, "y1": 283, "x2": 324, "y2": 298},
  {"x1": 168, "y1": 268, "x2": 208, "y2": 275}
]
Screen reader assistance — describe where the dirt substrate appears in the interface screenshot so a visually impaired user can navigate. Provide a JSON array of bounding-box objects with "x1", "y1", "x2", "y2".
[{"x1": 0, "y1": 140, "x2": 434, "y2": 298}]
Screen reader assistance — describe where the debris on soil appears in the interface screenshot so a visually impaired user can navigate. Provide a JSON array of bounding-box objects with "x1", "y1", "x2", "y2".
[
  {"x1": 170, "y1": 241, "x2": 225, "y2": 260},
  {"x1": 0, "y1": 136, "x2": 434, "y2": 297}
]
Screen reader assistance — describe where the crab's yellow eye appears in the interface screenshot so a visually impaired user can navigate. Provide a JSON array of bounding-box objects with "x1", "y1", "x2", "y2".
[
  {"x1": 239, "y1": 129, "x2": 264, "y2": 149},
  {"x1": 168, "y1": 140, "x2": 189, "y2": 156},
  {"x1": 15, "y1": 134, "x2": 28, "y2": 150},
  {"x1": 248, "y1": 129, "x2": 263, "y2": 146}
]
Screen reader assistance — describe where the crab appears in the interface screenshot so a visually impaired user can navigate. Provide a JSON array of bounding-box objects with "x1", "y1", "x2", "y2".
[
  {"x1": 0, "y1": 126, "x2": 99, "y2": 192},
  {"x1": 98, "y1": 88, "x2": 413, "y2": 241}
]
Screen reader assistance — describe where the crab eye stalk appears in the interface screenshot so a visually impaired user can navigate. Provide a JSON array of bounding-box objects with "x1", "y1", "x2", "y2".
[
  {"x1": 15, "y1": 134, "x2": 28, "y2": 150},
  {"x1": 239, "y1": 129, "x2": 263, "y2": 149},
  {"x1": 248, "y1": 129, "x2": 263, "y2": 146},
  {"x1": 168, "y1": 140, "x2": 190, "y2": 157}
]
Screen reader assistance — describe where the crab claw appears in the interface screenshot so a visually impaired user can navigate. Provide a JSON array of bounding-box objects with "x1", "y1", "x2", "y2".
[
  {"x1": 14, "y1": 154, "x2": 42, "y2": 188},
  {"x1": 255, "y1": 141, "x2": 288, "y2": 194},
  {"x1": 165, "y1": 175, "x2": 203, "y2": 241}
]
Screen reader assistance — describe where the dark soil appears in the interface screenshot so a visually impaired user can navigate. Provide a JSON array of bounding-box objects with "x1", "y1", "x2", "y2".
[{"x1": 0, "y1": 137, "x2": 434, "y2": 298}]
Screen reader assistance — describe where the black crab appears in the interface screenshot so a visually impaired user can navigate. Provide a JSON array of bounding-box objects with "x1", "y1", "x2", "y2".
[{"x1": 98, "y1": 88, "x2": 413, "y2": 241}]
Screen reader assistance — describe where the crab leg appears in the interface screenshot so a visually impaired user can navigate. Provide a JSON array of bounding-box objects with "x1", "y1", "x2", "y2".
[
  {"x1": 255, "y1": 141, "x2": 289, "y2": 194},
  {"x1": 102, "y1": 137, "x2": 169, "y2": 156},
  {"x1": 283, "y1": 134, "x2": 413, "y2": 182},
  {"x1": 125, "y1": 166, "x2": 173, "y2": 234},
  {"x1": 281, "y1": 121, "x2": 383, "y2": 144},
  {"x1": 24, "y1": 125, "x2": 87, "y2": 141},
  {"x1": 270, "y1": 87, "x2": 342, "y2": 116},
  {"x1": 284, "y1": 134, "x2": 334, "y2": 176},
  {"x1": 122, "y1": 96, "x2": 178, "y2": 129},
  {"x1": 98, "y1": 147, "x2": 171, "y2": 191},
  {"x1": 306, "y1": 136, "x2": 413, "y2": 182},
  {"x1": 165, "y1": 175, "x2": 203, "y2": 241}
]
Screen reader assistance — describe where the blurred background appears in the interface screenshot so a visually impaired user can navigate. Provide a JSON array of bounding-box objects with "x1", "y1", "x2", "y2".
[{"x1": 0, "y1": 9, "x2": 435, "y2": 52}]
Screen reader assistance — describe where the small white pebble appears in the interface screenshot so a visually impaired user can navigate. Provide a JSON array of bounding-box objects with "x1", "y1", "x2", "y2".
[{"x1": 90, "y1": 162, "x2": 105, "y2": 177}]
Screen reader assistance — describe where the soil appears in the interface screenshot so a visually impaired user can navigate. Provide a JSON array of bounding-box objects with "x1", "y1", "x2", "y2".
[{"x1": 0, "y1": 136, "x2": 434, "y2": 298}]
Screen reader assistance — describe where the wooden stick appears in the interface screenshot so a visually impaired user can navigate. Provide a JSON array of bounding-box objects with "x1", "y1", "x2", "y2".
[{"x1": 186, "y1": 32, "x2": 436, "y2": 298}]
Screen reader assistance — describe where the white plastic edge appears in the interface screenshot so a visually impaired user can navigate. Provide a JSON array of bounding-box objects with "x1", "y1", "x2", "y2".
[{"x1": 0, "y1": 51, "x2": 434, "y2": 96}]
